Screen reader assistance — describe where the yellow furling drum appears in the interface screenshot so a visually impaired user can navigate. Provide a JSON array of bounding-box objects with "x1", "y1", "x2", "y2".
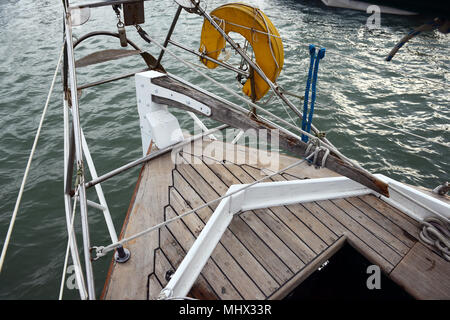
[{"x1": 199, "y1": 3, "x2": 284, "y2": 101}]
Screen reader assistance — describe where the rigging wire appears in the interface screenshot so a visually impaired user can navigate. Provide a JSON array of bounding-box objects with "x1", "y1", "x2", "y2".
[
  {"x1": 215, "y1": 18, "x2": 448, "y2": 88},
  {"x1": 135, "y1": 27, "x2": 325, "y2": 146},
  {"x1": 58, "y1": 186, "x2": 84, "y2": 300},
  {"x1": 171, "y1": 11, "x2": 448, "y2": 148},
  {"x1": 189, "y1": 17, "x2": 449, "y2": 148},
  {"x1": 0, "y1": 44, "x2": 64, "y2": 273}
]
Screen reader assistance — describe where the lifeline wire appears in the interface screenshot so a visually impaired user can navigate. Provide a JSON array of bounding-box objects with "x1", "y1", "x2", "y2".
[{"x1": 94, "y1": 153, "x2": 315, "y2": 259}]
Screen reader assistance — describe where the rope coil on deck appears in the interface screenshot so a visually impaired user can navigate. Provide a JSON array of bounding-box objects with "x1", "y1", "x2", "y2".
[
  {"x1": 305, "y1": 140, "x2": 330, "y2": 168},
  {"x1": 419, "y1": 217, "x2": 450, "y2": 261}
]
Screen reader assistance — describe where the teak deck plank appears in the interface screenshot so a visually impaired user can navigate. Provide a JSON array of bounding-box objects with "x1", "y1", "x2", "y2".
[
  {"x1": 169, "y1": 188, "x2": 271, "y2": 298},
  {"x1": 168, "y1": 206, "x2": 266, "y2": 299},
  {"x1": 148, "y1": 274, "x2": 162, "y2": 301},
  {"x1": 172, "y1": 168, "x2": 292, "y2": 285},
  {"x1": 301, "y1": 201, "x2": 394, "y2": 272},
  {"x1": 176, "y1": 162, "x2": 296, "y2": 284},
  {"x1": 164, "y1": 208, "x2": 243, "y2": 299},
  {"x1": 358, "y1": 194, "x2": 420, "y2": 239},
  {"x1": 390, "y1": 242, "x2": 450, "y2": 299},
  {"x1": 239, "y1": 209, "x2": 307, "y2": 270},
  {"x1": 172, "y1": 170, "x2": 213, "y2": 223},
  {"x1": 279, "y1": 172, "x2": 408, "y2": 271},
  {"x1": 242, "y1": 164, "x2": 337, "y2": 249},
  {"x1": 247, "y1": 208, "x2": 317, "y2": 264},
  {"x1": 227, "y1": 163, "x2": 328, "y2": 254},
  {"x1": 202, "y1": 162, "x2": 305, "y2": 271},
  {"x1": 158, "y1": 228, "x2": 218, "y2": 300},
  {"x1": 226, "y1": 218, "x2": 295, "y2": 283},
  {"x1": 330, "y1": 198, "x2": 410, "y2": 255},
  {"x1": 313, "y1": 201, "x2": 402, "y2": 266},
  {"x1": 184, "y1": 138, "x2": 340, "y2": 180}
]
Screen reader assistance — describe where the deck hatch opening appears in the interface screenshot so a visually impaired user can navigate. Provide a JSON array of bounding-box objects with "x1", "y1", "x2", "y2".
[{"x1": 284, "y1": 243, "x2": 414, "y2": 300}]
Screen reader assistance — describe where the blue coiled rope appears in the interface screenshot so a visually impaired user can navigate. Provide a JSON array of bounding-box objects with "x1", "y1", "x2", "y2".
[{"x1": 302, "y1": 45, "x2": 325, "y2": 142}]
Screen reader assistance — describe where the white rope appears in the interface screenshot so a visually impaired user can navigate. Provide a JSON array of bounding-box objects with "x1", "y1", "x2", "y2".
[
  {"x1": 58, "y1": 186, "x2": 80, "y2": 300},
  {"x1": 93, "y1": 153, "x2": 315, "y2": 259},
  {"x1": 419, "y1": 217, "x2": 450, "y2": 261},
  {"x1": 163, "y1": 296, "x2": 199, "y2": 300},
  {"x1": 0, "y1": 44, "x2": 64, "y2": 273}
]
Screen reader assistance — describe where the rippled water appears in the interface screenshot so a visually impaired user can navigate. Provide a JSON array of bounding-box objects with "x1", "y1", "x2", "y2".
[{"x1": 0, "y1": 0, "x2": 448, "y2": 299}]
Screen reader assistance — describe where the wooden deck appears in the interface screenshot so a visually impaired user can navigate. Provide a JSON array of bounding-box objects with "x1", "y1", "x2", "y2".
[{"x1": 102, "y1": 137, "x2": 449, "y2": 300}]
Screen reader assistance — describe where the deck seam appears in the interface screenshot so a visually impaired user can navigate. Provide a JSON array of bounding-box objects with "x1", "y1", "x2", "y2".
[
  {"x1": 215, "y1": 162, "x2": 313, "y2": 263},
  {"x1": 266, "y1": 234, "x2": 346, "y2": 300},
  {"x1": 358, "y1": 195, "x2": 419, "y2": 240},
  {"x1": 171, "y1": 162, "x2": 247, "y2": 299},
  {"x1": 247, "y1": 208, "x2": 313, "y2": 263},
  {"x1": 318, "y1": 200, "x2": 402, "y2": 265},
  {"x1": 345, "y1": 197, "x2": 416, "y2": 248},
  {"x1": 164, "y1": 223, "x2": 239, "y2": 299},
  {"x1": 329, "y1": 199, "x2": 404, "y2": 259},
  {"x1": 258, "y1": 168, "x2": 343, "y2": 242},
  {"x1": 160, "y1": 228, "x2": 222, "y2": 300},
  {"x1": 343, "y1": 198, "x2": 413, "y2": 250},
  {"x1": 148, "y1": 271, "x2": 164, "y2": 300},
  {"x1": 299, "y1": 202, "x2": 340, "y2": 238},
  {"x1": 205, "y1": 160, "x2": 303, "y2": 272},
  {"x1": 157, "y1": 247, "x2": 219, "y2": 300},
  {"x1": 312, "y1": 201, "x2": 395, "y2": 269},
  {"x1": 388, "y1": 240, "x2": 418, "y2": 275}
]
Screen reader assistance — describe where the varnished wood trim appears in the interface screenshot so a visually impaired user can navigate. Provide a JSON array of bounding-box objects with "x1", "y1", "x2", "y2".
[{"x1": 100, "y1": 141, "x2": 153, "y2": 300}]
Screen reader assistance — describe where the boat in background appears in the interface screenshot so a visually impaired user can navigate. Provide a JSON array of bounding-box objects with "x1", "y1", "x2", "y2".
[
  {"x1": 320, "y1": 0, "x2": 450, "y2": 17},
  {"x1": 320, "y1": 0, "x2": 417, "y2": 15}
]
